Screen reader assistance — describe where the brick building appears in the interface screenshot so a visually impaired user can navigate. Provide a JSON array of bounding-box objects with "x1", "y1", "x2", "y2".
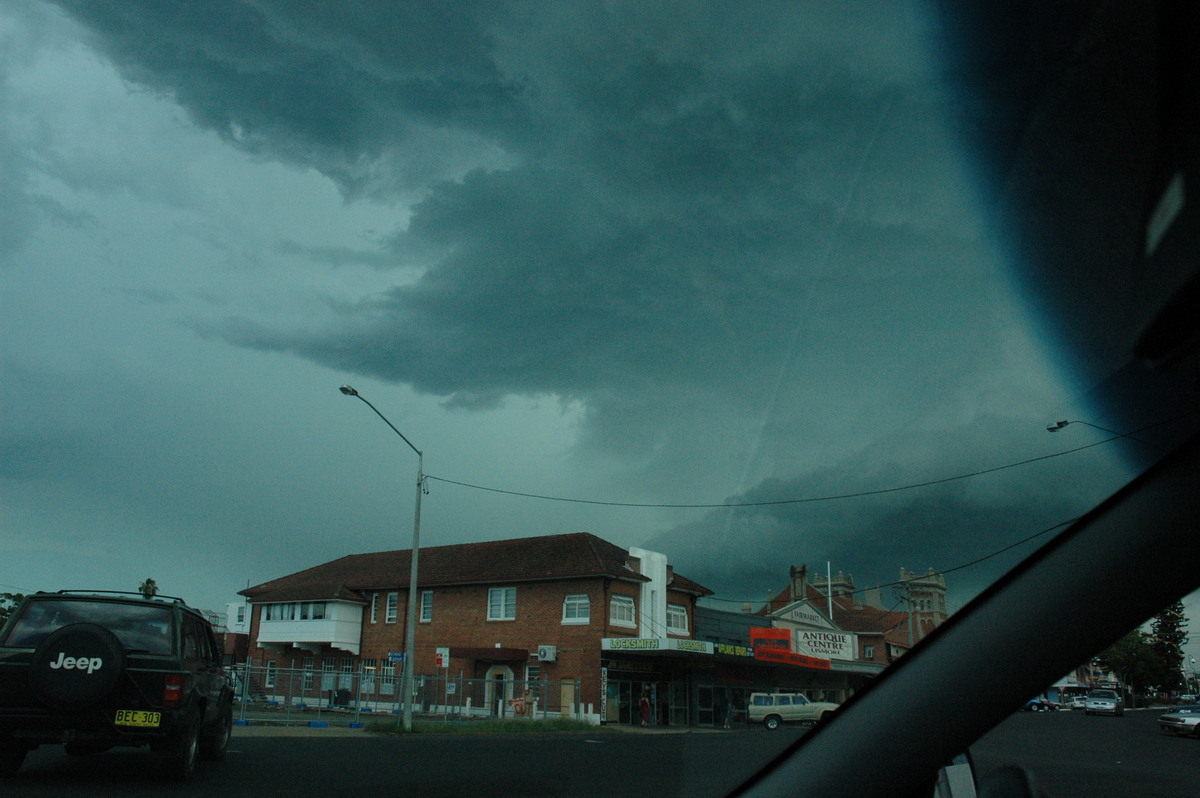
[{"x1": 238, "y1": 532, "x2": 710, "y2": 723}]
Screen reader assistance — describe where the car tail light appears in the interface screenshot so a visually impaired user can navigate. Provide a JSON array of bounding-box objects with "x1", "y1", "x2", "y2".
[{"x1": 163, "y1": 674, "x2": 188, "y2": 708}]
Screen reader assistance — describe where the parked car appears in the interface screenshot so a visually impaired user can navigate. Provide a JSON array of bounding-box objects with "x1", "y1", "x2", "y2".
[
  {"x1": 1023, "y1": 698, "x2": 1061, "y2": 712},
  {"x1": 1067, "y1": 696, "x2": 1087, "y2": 710},
  {"x1": 1159, "y1": 705, "x2": 1200, "y2": 737},
  {"x1": 1084, "y1": 689, "x2": 1125, "y2": 717},
  {"x1": 749, "y1": 692, "x2": 840, "y2": 730},
  {"x1": 0, "y1": 591, "x2": 234, "y2": 780}
]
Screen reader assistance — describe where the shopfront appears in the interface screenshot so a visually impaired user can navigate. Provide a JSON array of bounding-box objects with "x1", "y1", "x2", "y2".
[{"x1": 601, "y1": 637, "x2": 714, "y2": 726}]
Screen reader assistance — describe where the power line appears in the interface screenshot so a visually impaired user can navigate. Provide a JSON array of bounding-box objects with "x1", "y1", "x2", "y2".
[
  {"x1": 701, "y1": 516, "x2": 1077, "y2": 606},
  {"x1": 426, "y1": 439, "x2": 1114, "y2": 509}
]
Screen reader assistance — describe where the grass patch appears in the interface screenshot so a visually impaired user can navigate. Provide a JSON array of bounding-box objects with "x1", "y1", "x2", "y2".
[{"x1": 365, "y1": 717, "x2": 597, "y2": 735}]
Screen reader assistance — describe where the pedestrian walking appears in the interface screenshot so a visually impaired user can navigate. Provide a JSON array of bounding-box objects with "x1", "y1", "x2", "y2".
[{"x1": 640, "y1": 688, "x2": 651, "y2": 727}]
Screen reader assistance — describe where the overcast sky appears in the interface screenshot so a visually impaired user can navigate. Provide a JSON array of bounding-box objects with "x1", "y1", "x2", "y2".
[{"x1": 3, "y1": 1, "x2": 1193, "y2": 657}]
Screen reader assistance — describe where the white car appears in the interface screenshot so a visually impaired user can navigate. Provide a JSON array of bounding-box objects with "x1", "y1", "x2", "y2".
[
  {"x1": 1084, "y1": 689, "x2": 1124, "y2": 717},
  {"x1": 749, "y1": 693, "x2": 840, "y2": 730},
  {"x1": 1160, "y1": 706, "x2": 1200, "y2": 737},
  {"x1": 1068, "y1": 696, "x2": 1086, "y2": 710}
]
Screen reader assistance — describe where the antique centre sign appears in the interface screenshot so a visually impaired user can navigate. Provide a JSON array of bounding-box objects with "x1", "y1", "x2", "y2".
[{"x1": 793, "y1": 630, "x2": 856, "y2": 661}]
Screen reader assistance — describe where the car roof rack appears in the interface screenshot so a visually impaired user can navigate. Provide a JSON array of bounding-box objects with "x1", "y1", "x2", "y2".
[{"x1": 41, "y1": 590, "x2": 194, "y2": 607}]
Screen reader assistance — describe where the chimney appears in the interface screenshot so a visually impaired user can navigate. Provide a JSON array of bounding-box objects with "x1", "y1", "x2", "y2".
[{"x1": 789, "y1": 564, "x2": 808, "y2": 601}]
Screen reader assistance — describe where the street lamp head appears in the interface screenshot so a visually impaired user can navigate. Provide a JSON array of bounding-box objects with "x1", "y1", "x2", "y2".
[
  {"x1": 339, "y1": 385, "x2": 359, "y2": 396},
  {"x1": 1046, "y1": 420, "x2": 1069, "y2": 432}
]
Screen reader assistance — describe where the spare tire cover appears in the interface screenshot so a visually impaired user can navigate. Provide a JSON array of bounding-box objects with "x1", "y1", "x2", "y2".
[{"x1": 29, "y1": 623, "x2": 126, "y2": 710}]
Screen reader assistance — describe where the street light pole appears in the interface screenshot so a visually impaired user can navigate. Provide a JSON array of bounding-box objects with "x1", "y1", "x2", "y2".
[
  {"x1": 1044, "y1": 419, "x2": 1157, "y2": 447},
  {"x1": 339, "y1": 385, "x2": 424, "y2": 732}
]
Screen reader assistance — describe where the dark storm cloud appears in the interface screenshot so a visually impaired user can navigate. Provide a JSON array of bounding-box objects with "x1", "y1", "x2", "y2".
[
  {"x1": 50, "y1": 0, "x2": 531, "y2": 197},
  {"x1": 43, "y1": 1, "x2": 1061, "y2": 560},
  {"x1": 67, "y1": 1, "x2": 979, "y2": 424},
  {"x1": 45, "y1": 0, "x2": 997, "y2": 465},
  {"x1": 645, "y1": 426, "x2": 1132, "y2": 606}
]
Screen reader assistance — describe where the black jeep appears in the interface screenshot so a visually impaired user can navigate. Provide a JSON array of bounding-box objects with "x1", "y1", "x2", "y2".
[{"x1": 0, "y1": 591, "x2": 234, "y2": 781}]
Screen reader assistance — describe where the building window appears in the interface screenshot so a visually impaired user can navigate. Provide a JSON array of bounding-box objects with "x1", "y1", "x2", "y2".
[
  {"x1": 370, "y1": 593, "x2": 378, "y2": 623},
  {"x1": 385, "y1": 592, "x2": 399, "y2": 623},
  {"x1": 610, "y1": 595, "x2": 636, "y2": 628},
  {"x1": 381, "y1": 663, "x2": 397, "y2": 695},
  {"x1": 863, "y1": 644, "x2": 875, "y2": 660},
  {"x1": 235, "y1": 605, "x2": 246, "y2": 625},
  {"x1": 263, "y1": 603, "x2": 297, "y2": 621},
  {"x1": 488, "y1": 587, "x2": 516, "y2": 621},
  {"x1": 339, "y1": 657, "x2": 354, "y2": 690},
  {"x1": 420, "y1": 590, "x2": 433, "y2": 623},
  {"x1": 525, "y1": 664, "x2": 541, "y2": 701},
  {"x1": 562, "y1": 594, "x2": 590, "y2": 624},
  {"x1": 302, "y1": 656, "x2": 314, "y2": 690},
  {"x1": 298, "y1": 601, "x2": 326, "y2": 620},
  {"x1": 321, "y1": 659, "x2": 335, "y2": 691},
  {"x1": 361, "y1": 658, "x2": 377, "y2": 692},
  {"x1": 666, "y1": 603, "x2": 688, "y2": 634},
  {"x1": 265, "y1": 660, "x2": 277, "y2": 689}
]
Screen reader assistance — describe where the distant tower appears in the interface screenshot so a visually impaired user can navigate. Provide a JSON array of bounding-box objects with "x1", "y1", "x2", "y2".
[
  {"x1": 812, "y1": 569, "x2": 856, "y2": 598},
  {"x1": 900, "y1": 567, "x2": 948, "y2": 639}
]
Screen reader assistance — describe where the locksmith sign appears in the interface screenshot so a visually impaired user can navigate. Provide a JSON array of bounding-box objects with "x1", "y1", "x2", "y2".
[
  {"x1": 792, "y1": 630, "x2": 856, "y2": 661},
  {"x1": 601, "y1": 638, "x2": 714, "y2": 654}
]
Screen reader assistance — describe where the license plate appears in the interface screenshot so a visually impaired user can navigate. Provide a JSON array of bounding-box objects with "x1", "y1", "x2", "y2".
[{"x1": 114, "y1": 709, "x2": 161, "y2": 728}]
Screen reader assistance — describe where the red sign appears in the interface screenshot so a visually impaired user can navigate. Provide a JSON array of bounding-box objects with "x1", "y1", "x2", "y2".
[
  {"x1": 749, "y1": 627, "x2": 830, "y2": 670},
  {"x1": 753, "y1": 647, "x2": 831, "y2": 670},
  {"x1": 750, "y1": 627, "x2": 790, "y2": 650}
]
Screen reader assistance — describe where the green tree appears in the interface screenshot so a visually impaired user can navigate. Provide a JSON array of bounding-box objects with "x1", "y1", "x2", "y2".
[
  {"x1": 1150, "y1": 601, "x2": 1189, "y2": 692},
  {"x1": 1095, "y1": 631, "x2": 1161, "y2": 704},
  {"x1": 0, "y1": 592, "x2": 26, "y2": 624}
]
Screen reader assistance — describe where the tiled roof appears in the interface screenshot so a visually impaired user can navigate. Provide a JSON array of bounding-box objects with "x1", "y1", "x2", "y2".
[{"x1": 239, "y1": 532, "x2": 712, "y2": 602}]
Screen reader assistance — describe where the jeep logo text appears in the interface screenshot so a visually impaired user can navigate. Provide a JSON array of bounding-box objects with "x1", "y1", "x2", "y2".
[{"x1": 48, "y1": 652, "x2": 103, "y2": 674}]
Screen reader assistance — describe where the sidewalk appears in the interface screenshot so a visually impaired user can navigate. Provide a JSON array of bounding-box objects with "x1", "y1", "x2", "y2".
[{"x1": 232, "y1": 721, "x2": 742, "y2": 737}]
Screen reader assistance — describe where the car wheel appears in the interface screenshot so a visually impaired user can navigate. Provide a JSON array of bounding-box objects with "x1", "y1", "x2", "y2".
[
  {"x1": 0, "y1": 741, "x2": 28, "y2": 777},
  {"x1": 200, "y1": 702, "x2": 232, "y2": 761},
  {"x1": 764, "y1": 714, "x2": 781, "y2": 730},
  {"x1": 160, "y1": 715, "x2": 200, "y2": 782},
  {"x1": 28, "y1": 624, "x2": 126, "y2": 710}
]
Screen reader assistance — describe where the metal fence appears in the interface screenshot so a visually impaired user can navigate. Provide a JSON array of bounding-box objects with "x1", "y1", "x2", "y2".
[{"x1": 230, "y1": 661, "x2": 583, "y2": 725}]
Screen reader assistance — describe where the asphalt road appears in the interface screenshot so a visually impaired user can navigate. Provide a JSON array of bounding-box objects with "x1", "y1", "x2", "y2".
[
  {"x1": 971, "y1": 708, "x2": 1199, "y2": 797},
  {"x1": 2, "y1": 726, "x2": 805, "y2": 797},
  {"x1": 4, "y1": 710, "x2": 1195, "y2": 797}
]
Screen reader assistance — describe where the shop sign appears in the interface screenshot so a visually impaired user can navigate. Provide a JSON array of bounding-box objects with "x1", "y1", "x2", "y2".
[
  {"x1": 781, "y1": 602, "x2": 836, "y2": 629},
  {"x1": 749, "y1": 627, "x2": 830, "y2": 670},
  {"x1": 601, "y1": 638, "x2": 715, "y2": 654},
  {"x1": 604, "y1": 638, "x2": 661, "y2": 651},
  {"x1": 600, "y1": 667, "x2": 608, "y2": 718},
  {"x1": 754, "y1": 647, "x2": 831, "y2": 670},
  {"x1": 672, "y1": 639, "x2": 712, "y2": 653},
  {"x1": 793, "y1": 630, "x2": 856, "y2": 661},
  {"x1": 750, "y1": 627, "x2": 790, "y2": 651},
  {"x1": 715, "y1": 643, "x2": 755, "y2": 658}
]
